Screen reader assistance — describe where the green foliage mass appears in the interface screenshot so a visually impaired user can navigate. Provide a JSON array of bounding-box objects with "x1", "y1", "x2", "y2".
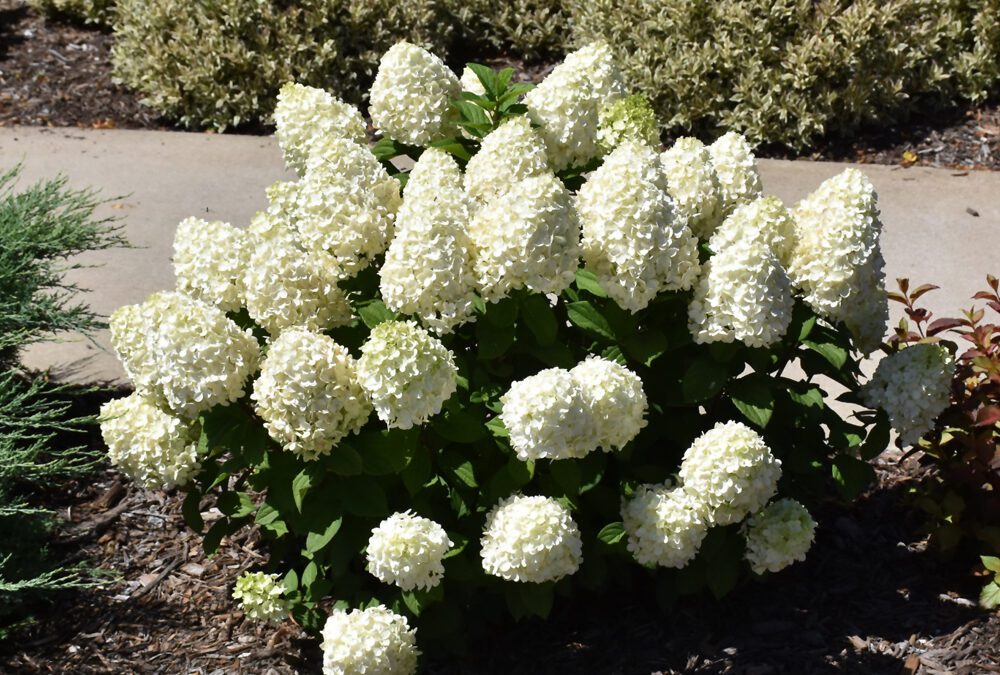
[
  {"x1": 109, "y1": 0, "x2": 569, "y2": 131},
  {"x1": 569, "y1": 0, "x2": 1000, "y2": 149},
  {"x1": 0, "y1": 166, "x2": 122, "y2": 634}
]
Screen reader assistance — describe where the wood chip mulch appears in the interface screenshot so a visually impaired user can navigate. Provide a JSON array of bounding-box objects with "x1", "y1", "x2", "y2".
[{"x1": 1, "y1": 1, "x2": 998, "y2": 172}]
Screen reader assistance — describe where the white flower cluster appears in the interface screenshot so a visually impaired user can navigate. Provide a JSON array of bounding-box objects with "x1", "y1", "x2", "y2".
[
  {"x1": 707, "y1": 132, "x2": 763, "y2": 218},
  {"x1": 273, "y1": 82, "x2": 367, "y2": 174},
  {"x1": 524, "y1": 41, "x2": 625, "y2": 171},
  {"x1": 357, "y1": 320, "x2": 458, "y2": 430},
  {"x1": 788, "y1": 168, "x2": 888, "y2": 354},
  {"x1": 621, "y1": 482, "x2": 708, "y2": 569},
  {"x1": 232, "y1": 571, "x2": 287, "y2": 624},
  {"x1": 862, "y1": 343, "x2": 955, "y2": 447},
  {"x1": 381, "y1": 150, "x2": 477, "y2": 334},
  {"x1": 369, "y1": 41, "x2": 460, "y2": 146},
  {"x1": 463, "y1": 116, "x2": 550, "y2": 204},
  {"x1": 578, "y1": 140, "x2": 700, "y2": 312},
  {"x1": 481, "y1": 494, "x2": 583, "y2": 583},
  {"x1": 172, "y1": 217, "x2": 247, "y2": 312},
  {"x1": 251, "y1": 329, "x2": 371, "y2": 461},
  {"x1": 660, "y1": 137, "x2": 722, "y2": 239},
  {"x1": 321, "y1": 605, "x2": 418, "y2": 675},
  {"x1": 366, "y1": 512, "x2": 453, "y2": 591},
  {"x1": 99, "y1": 392, "x2": 200, "y2": 490},
  {"x1": 292, "y1": 162, "x2": 394, "y2": 278},
  {"x1": 688, "y1": 196, "x2": 795, "y2": 347},
  {"x1": 596, "y1": 94, "x2": 659, "y2": 152},
  {"x1": 570, "y1": 356, "x2": 648, "y2": 452},
  {"x1": 243, "y1": 213, "x2": 352, "y2": 336},
  {"x1": 500, "y1": 358, "x2": 647, "y2": 461},
  {"x1": 302, "y1": 135, "x2": 402, "y2": 216},
  {"x1": 470, "y1": 173, "x2": 580, "y2": 302},
  {"x1": 500, "y1": 368, "x2": 596, "y2": 461},
  {"x1": 679, "y1": 421, "x2": 782, "y2": 526},
  {"x1": 109, "y1": 291, "x2": 260, "y2": 419},
  {"x1": 744, "y1": 499, "x2": 817, "y2": 574}
]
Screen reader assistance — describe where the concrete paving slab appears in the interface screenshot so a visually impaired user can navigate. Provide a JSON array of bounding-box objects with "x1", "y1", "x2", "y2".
[{"x1": 3, "y1": 126, "x2": 998, "y2": 385}]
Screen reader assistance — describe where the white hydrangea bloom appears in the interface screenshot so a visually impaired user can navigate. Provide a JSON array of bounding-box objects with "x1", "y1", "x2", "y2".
[
  {"x1": 481, "y1": 494, "x2": 583, "y2": 583},
  {"x1": 708, "y1": 132, "x2": 763, "y2": 218},
  {"x1": 293, "y1": 164, "x2": 394, "y2": 278},
  {"x1": 463, "y1": 116, "x2": 550, "y2": 203},
  {"x1": 744, "y1": 499, "x2": 817, "y2": 574},
  {"x1": 569, "y1": 356, "x2": 647, "y2": 451},
  {"x1": 596, "y1": 94, "x2": 659, "y2": 153},
  {"x1": 470, "y1": 173, "x2": 580, "y2": 302},
  {"x1": 524, "y1": 41, "x2": 626, "y2": 171},
  {"x1": 109, "y1": 292, "x2": 260, "y2": 419},
  {"x1": 788, "y1": 168, "x2": 888, "y2": 354},
  {"x1": 321, "y1": 605, "x2": 418, "y2": 675},
  {"x1": 274, "y1": 82, "x2": 367, "y2": 174},
  {"x1": 366, "y1": 512, "x2": 453, "y2": 591},
  {"x1": 861, "y1": 343, "x2": 954, "y2": 447},
  {"x1": 99, "y1": 393, "x2": 200, "y2": 490},
  {"x1": 679, "y1": 421, "x2": 783, "y2": 526},
  {"x1": 172, "y1": 217, "x2": 247, "y2": 312},
  {"x1": 242, "y1": 216, "x2": 352, "y2": 335},
  {"x1": 621, "y1": 482, "x2": 708, "y2": 569},
  {"x1": 303, "y1": 135, "x2": 402, "y2": 216},
  {"x1": 251, "y1": 329, "x2": 371, "y2": 461},
  {"x1": 232, "y1": 571, "x2": 287, "y2": 624},
  {"x1": 500, "y1": 368, "x2": 598, "y2": 461},
  {"x1": 369, "y1": 41, "x2": 461, "y2": 146},
  {"x1": 660, "y1": 137, "x2": 723, "y2": 239},
  {"x1": 688, "y1": 196, "x2": 795, "y2": 348},
  {"x1": 357, "y1": 320, "x2": 458, "y2": 430},
  {"x1": 577, "y1": 140, "x2": 700, "y2": 312},
  {"x1": 381, "y1": 152, "x2": 477, "y2": 335}
]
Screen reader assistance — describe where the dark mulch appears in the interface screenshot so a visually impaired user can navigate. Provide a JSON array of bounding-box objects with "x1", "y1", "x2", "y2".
[
  {"x1": 2, "y1": 0, "x2": 998, "y2": 172},
  {"x1": 1, "y1": 447, "x2": 998, "y2": 674}
]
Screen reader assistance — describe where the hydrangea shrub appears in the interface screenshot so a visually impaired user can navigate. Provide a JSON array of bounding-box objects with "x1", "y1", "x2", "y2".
[{"x1": 101, "y1": 42, "x2": 896, "y2": 670}]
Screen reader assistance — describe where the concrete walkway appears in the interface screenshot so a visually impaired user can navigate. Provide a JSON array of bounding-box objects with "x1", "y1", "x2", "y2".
[{"x1": 3, "y1": 126, "x2": 998, "y2": 384}]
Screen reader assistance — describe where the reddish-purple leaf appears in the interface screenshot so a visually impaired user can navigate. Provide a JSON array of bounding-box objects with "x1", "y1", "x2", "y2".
[
  {"x1": 973, "y1": 406, "x2": 1000, "y2": 428},
  {"x1": 887, "y1": 291, "x2": 908, "y2": 305},
  {"x1": 973, "y1": 291, "x2": 997, "y2": 301},
  {"x1": 905, "y1": 307, "x2": 929, "y2": 321},
  {"x1": 988, "y1": 274, "x2": 998, "y2": 292},
  {"x1": 909, "y1": 284, "x2": 939, "y2": 301},
  {"x1": 988, "y1": 301, "x2": 1000, "y2": 315},
  {"x1": 897, "y1": 278, "x2": 910, "y2": 294},
  {"x1": 928, "y1": 318, "x2": 964, "y2": 335}
]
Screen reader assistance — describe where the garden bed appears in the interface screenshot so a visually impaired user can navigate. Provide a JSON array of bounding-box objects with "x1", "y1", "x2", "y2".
[
  {"x1": 1, "y1": 1, "x2": 997, "y2": 171},
  {"x1": 2, "y1": 454, "x2": 998, "y2": 674}
]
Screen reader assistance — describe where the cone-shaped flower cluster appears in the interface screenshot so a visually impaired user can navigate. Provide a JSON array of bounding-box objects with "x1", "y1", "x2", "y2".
[{"x1": 274, "y1": 83, "x2": 367, "y2": 174}]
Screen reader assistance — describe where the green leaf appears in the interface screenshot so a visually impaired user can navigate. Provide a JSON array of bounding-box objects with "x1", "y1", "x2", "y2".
[
  {"x1": 440, "y1": 450, "x2": 477, "y2": 488},
  {"x1": 305, "y1": 516, "x2": 342, "y2": 554},
  {"x1": 575, "y1": 269, "x2": 608, "y2": 298},
  {"x1": 339, "y1": 477, "x2": 388, "y2": 518},
  {"x1": 567, "y1": 301, "x2": 616, "y2": 341},
  {"x1": 357, "y1": 300, "x2": 397, "y2": 329},
  {"x1": 433, "y1": 407, "x2": 488, "y2": 443},
  {"x1": 401, "y1": 584, "x2": 444, "y2": 617},
  {"x1": 681, "y1": 359, "x2": 728, "y2": 403},
  {"x1": 326, "y1": 443, "x2": 364, "y2": 476},
  {"x1": 182, "y1": 490, "x2": 203, "y2": 533},
  {"x1": 452, "y1": 100, "x2": 491, "y2": 127},
  {"x1": 476, "y1": 319, "x2": 515, "y2": 359},
  {"x1": 203, "y1": 517, "x2": 242, "y2": 556},
  {"x1": 980, "y1": 581, "x2": 1000, "y2": 609},
  {"x1": 787, "y1": 385, "x2": 825, "y2": 418},
  {"x1": 728, "y1": 376, "x2": 775, "y2": 428},
  {"x1": 550, "y1": 460, "x2": 581, "y2": 495},
  {"x1": 505, "y1": 82, "x2": 535, "y2": 97},
  {"x1": 401, "y1": 447, "x2": 433, "y2": 496},
  {"x1": 832, "y1": 454, "x2": 876, "y2": 500},
  {"x1": 217, "y1": 491, "x2": 255, "y2": 518},
  {"x1": 521, "y1": 294, "x2": 558, "y2": 345},
  {"x1": 622, "y1": 329, "x2": 668, "y2": 366},
  {"x1": 292, "y1": 468, "x2": 316, "y2": 512},
  {"x1": 858, "y1": 410, "x2": 891, "y2": 461},
  {"x1": 495, "y1": 67, "x2": 514, "y2": 93},
  {"x1": 486, "y1": 416, "x2": 509, "y2": 439},
  {"x1": 358, "y1": 428, "x2": 416, "y2": 476},
  {"x1": 371, "y1": 136, "x2": 406, "y2": 161},
  {"x1": 427, "y1": 137, "x2": 475, "y2": 162},
  {"x1": 803, "y1": 338, "x2": 848, "y2": 369},
  {"x1": 465, "y1": 63, "x2": 499, "y2": 97},
  {"x1": 505, "y1": 582, "x2": 554, "y2": 620},
  {"x1": 982, "y1": 556, "x2": 1000, "y2": 574},
  {"x1": 597, "y1": 522, "x2": 626, "y2": 546},
  {"x1": 200, "y1": 403, "x2": 269, "y2": 466}
]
